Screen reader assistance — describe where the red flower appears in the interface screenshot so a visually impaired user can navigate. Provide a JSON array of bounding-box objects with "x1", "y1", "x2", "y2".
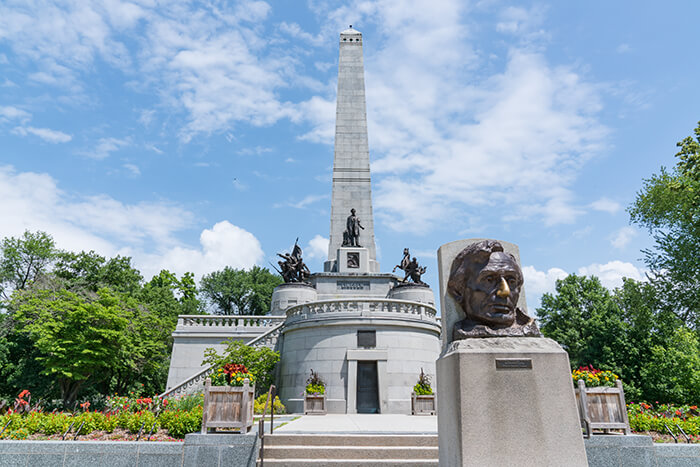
[
  {"x1": 17, "y1": 390, "x2": 30, "y2": 399},
  {"x1": 80, "y1": 401, "x2": 91, "y2": 409}
]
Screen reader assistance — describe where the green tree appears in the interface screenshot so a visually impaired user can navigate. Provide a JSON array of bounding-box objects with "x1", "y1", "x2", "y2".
[
  {"x1": 199, "y1": 266, "x2": 281, "y2": 315},
  {"x1": 12, "y1": 287, "x2": 130, "y2": 406},
  {"x1": 0, "y1": 230, "x2": 57, "y2": 301},
  {"x1": 537, "y1": 274, "x2": 630, "y2": 371},
  {"x1": 640, "y1": 327, "x2": 700, "y2": 404},
  {"x1": 629, "y1": 121, "x2": 700, "y2": 328},
  {"x1": 54, "y1": 251, "x2": 143, "y2": 295},
  {"x1": 203, "y1": 340, "x2": 280, "y2": 396},
  {"x1": 142, "y1": 270, "x2": 203, "y2": 320}
]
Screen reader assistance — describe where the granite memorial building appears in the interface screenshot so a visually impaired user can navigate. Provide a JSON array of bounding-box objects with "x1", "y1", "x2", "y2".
[{"x1": 165, "y1": 27, "x2": 441, "y2": 414}]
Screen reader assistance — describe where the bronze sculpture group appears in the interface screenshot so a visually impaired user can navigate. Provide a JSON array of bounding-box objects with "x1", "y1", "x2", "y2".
[
  {"x1": 275, "y1": 239, "x2": 310, "y2": 283},
  {"x1": 393, "y1": 247, "x2": 427, "y2": 286}
]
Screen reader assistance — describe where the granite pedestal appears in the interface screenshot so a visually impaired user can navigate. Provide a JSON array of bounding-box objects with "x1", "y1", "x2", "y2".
[{"x1": 436, "y1": 337, "x2": 587, "y2": 467}]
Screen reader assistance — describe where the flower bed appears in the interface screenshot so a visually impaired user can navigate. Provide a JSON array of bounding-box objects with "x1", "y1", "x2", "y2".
[
  {"x1": 0, "y1": 391, "x2": 204, "y2": 441},
  {"x1": 628, "y1": 402, "x2": 700, "y2": 439}
]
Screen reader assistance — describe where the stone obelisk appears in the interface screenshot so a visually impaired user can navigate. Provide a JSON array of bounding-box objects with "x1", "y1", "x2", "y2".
[{"x1": 324, "y1": 27, "x2": 379, "y2": 273}]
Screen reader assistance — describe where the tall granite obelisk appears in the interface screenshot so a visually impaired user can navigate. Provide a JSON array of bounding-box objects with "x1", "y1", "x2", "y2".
[{"x1": 324, "y1": 27, "x2": 379, "y2": 273}]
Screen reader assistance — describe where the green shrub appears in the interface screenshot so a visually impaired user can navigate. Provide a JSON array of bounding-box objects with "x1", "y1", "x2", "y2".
[
  {"x1": 74, "y1": 412, "x2": 108, "y2": 435},
  {"x1": 164, "y1": 393, "x2": 203, "y2": 412},
  {"x1": 41, "y1": 413, "x2": 72, "y2": 435},
  {"x1": 413, "y1": 369, "x2": 433, "y2": 395},
  {"x1": 628, "y1": 402, "x2": 700, "y2": 435},
  {"x1": 254, "y1": 395, "x2": 286, "y2": 415},
  {"x1": 160, "y1": 407, "x2": 202, "y2": 438},
  {"x1": 203, "y1": 340, "x2": 280, "y2": 397},
  {"x1": 305, "y1": 369, "x2": 325, "y2": 395},
  {"x1": 124, "y1": 411, "x2": 158, "y2": 434}
]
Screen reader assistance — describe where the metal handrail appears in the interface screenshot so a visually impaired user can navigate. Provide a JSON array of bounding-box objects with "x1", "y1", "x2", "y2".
[{"x1": 258, "y1": 385, "x2": 276, "y2": 467}]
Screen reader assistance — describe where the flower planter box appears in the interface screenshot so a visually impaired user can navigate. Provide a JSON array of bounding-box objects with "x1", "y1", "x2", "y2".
[
  {"x1": 575, "y1": 379, "x2": 631, "y2": 438},
  {"x1": 411, "y1": 392, "x2": 436, "y2": 415},
  {"x1": 304, "y1": 392, "x2": 327, "y2": 415},
  {"x1": 201, "y1": 377, "x2": 255, "y2": 433}
]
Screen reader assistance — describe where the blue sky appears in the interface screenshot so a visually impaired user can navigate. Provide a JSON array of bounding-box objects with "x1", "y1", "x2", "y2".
[{"x1": 1, "y1": 0, "x2": 699, "y2": 311}]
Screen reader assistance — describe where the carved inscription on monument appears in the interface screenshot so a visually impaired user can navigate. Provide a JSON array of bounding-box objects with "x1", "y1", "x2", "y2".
[
  {"x1": 495, "y1": 358, "x2": 533, "y2": 370},
  {"x1": 337, "y1": 280, "x2": 370, "y2": 291}
]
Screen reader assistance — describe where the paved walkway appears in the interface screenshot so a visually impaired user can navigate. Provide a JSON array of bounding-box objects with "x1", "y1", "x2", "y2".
[{"x1": 274, "y1": 414, "x2": 438, "y2": 434}]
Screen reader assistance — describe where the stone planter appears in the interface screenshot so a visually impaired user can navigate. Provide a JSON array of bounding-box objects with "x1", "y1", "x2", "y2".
[
  {"x1": 201, "y1": 377, "x2": 255, "y2": 433},
  {"x1": 575, "y1": 379, "x2": 631, "y2": 437},
  {"x1": 411, "y1": 392, "x2": 436, "y2": 415},
  {"x1": 303, "y1": 392, "x2": 327, "y2": 415}
]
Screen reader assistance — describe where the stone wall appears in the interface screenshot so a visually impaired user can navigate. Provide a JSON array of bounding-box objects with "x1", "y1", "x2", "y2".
[
  {"x1": 0, "y1": 433, "x2": 259, "y2": 467},
  {"x1": 279, "y1": 320, "x2": 440, "y2": 414}
]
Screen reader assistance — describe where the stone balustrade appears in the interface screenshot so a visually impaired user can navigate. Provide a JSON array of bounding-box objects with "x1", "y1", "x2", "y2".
[
  {"x1": 176, "y1": 315, "x2": 285, "y2": 329},
  {"x1": 285, "y1": 298, "x2": 439, "y2": 325}
]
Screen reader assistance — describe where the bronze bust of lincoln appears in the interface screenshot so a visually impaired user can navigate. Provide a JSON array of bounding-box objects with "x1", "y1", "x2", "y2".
[{"x1": 447, "y1": 240, "x2": 541, "y2": 339}]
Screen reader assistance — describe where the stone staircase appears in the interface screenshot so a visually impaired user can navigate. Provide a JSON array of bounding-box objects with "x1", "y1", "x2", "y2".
[
  {"x1": 160, "y1": 322, "x2": 284, "y2": 399},
  {"x1": 258, "y1": 434, "x2": 438, "y2": 466}
]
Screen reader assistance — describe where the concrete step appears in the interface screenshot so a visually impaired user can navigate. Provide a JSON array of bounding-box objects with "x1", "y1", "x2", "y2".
[
  {"x1": 263, "y1": 434, "x2": 438, "y2": 447},
  {"x1": 259, "y1": 460, "x2": 438, "y2": 467},
  {"x1": 258, "y1": 434, "x2": 439, "y2": 466},
  {"x1": 263, "y1": 446, "x2": 438, "y2": 460}
]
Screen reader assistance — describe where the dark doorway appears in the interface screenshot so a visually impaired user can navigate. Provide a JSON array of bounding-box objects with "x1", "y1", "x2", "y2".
[{"x1": 357, "y1": 361, "x2": 379, "y2": 413}]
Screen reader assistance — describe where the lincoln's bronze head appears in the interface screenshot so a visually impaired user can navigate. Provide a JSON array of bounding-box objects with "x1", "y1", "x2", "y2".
[{"x1": 447, "y1": 240, "x2": 540, "y2": 339}]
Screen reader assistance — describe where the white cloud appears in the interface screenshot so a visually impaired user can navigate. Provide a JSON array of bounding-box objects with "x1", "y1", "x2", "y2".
[
  {"x1": 296, "y1": 3, "x2": 608, "y2": 233},
  {"x1": 232, "y1": 179, "x2": 248, "y2": 191},
  {"x1": 279, "y1": 21, "x2": 324, "y2": 46},
  {"x1": 123, "y1": 163, "x2": 140, "y2": 177},
  {"x1": 0, "y1": 1, "x2": 299, "y2": 140},
  {"x1": 306, "y1": 234, "x2": 329, "y2": 260},
  {"x1": 12, "y1": 126, "x2": 72, "y2": 143},
  {"x1": 0, "y1": 105, "x2": 31, "y2": 123},
  {"x1": 138, "y1": 109, "x2": 156, "y2": 127},
  {"x1": 522, "y1": 265, "x2": 568, "y2": 303},
  {"x1": 0, "y1": 165, "x2": 265, "y2": 282},
  {"x1": 297, "y1": 96, "x2": 335, "y2": 144},
  {"x1": 81, "y1": 137, "x2": 130, "y2": 159},
  {"x1": 524, "y1": 260, "x2": 646, "y2": 310},
  {"x1": 146, "y1": 144, "x2": 163, "y2": 154},
  {"x1": 236, "y1": 146, "x2": 273, "y2": 156},
  {"x1": 496, "y1": 5, "x2": 547, "y2": 39},
  {"x1": 590, "y1": 197, "x2": 621, "y2": 214},
  {"x1": 274, "y1": 194, "x2": 328, "y2": 210},
  {"x1": 616, "y1": 43, "x2": 631, "y2": 54},
  {"x1": 0, "y1": 165, "x2": 192, "y2": 256},
  {"x1": 578, "y1": 261, "x2": 645, "y2": 289},
  {"x1": 138, "y1": 4, "x2": 297, "y2": 141},
  {"x1": 138, "y1": 221, "x2": 264, "y2": 280},
  {"x1": 610, "y1": 226, "x2": 637, "y2": 249}
]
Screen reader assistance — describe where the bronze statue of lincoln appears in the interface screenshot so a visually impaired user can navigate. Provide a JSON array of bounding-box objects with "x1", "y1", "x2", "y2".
[{"x1": 447, "y1": 239, "x2": 540, "y2": 339}]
